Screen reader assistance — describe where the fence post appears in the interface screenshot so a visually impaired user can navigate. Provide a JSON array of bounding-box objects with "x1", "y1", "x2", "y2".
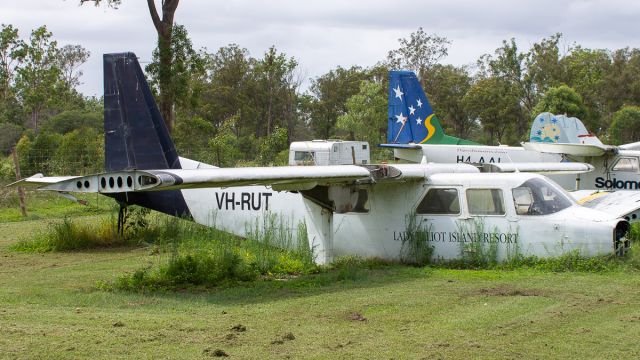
[{"x1": 11, "y1": 146, "x2": 27, "y2": 217}]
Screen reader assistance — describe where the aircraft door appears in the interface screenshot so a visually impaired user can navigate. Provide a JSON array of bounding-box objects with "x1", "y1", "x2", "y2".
[
  {"x1": 414, "y1": 186, "x2": 463, "y2": 260},
  {"x1": 510, "y1": 178, "x2": 576, "y2": 256},
  {"x1": 458, "y1": 188, "x2": 518, "y2": 261}
]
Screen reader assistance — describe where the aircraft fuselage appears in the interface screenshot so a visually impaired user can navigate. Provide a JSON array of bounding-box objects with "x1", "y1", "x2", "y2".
[{"x1": 397, "y1": 145, "x2": 640, "y2": 191}]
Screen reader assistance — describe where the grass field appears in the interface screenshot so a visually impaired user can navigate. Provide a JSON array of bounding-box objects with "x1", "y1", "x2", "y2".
[{"x1": 1, "y1": 205, "x2": 640, "y2": 359}]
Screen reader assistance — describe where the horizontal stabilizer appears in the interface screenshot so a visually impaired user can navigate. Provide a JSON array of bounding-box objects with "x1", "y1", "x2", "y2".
[
  {"x1": 378, "y1": 143, "x2": 423, "y2": 149},
  {"x1": 7, "y1": 174, "x2": 80, "y2": 188},
  {"x1": 478, "y1": 162, "x2": 594, "y2": 174},
  {"x1": 522, "y1": 142, "x2": 616, "y2": 157}
]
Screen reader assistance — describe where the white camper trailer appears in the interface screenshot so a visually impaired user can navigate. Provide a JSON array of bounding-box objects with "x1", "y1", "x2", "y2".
[{"x1": 288, "y1": 140, "x2": 370, "y2": 166}]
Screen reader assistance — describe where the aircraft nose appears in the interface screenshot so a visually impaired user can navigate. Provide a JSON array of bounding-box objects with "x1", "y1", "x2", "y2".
[{"x1": 614, "y1": 220, "x2": 631, "y2": 256}]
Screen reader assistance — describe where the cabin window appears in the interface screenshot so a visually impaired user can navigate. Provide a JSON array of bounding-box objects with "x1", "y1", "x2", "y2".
[
  {"x1": 416, "y1": 188, "x2": 460, "y2": 215},
  {"x1": 294, "y1": 151, "x2": 315, "y2": 165},
  {"x1": 612, "y1": 157, "x2": 639, "y2": 172},
  {"x1": 332, "y1": 187, "x2": 370, "y2": 213},
  {"x1": 512, "y1": 178, "x2": 572, "y2": 215},
  {"x1": 466, "y1": 189, "x2": 505, "y2": 215},
  {"x1": 362, "y1": 144, "x2": 367, "y2": 150}
]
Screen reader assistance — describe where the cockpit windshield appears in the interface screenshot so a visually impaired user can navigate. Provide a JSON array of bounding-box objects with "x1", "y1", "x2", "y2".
[{"x1": 512, "y1": 178, "x2": 573, "y2": 215}]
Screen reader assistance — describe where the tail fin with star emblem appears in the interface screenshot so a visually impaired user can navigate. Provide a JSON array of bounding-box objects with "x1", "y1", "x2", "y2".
[
  {"x1": 386, "y1": 70, "x2": 476, "y2": 145},
  {"x1": 529, "y1": 112, "x2": 604, "y2": 146}
]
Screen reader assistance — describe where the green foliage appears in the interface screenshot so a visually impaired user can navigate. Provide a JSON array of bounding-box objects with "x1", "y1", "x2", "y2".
[
  {"x1": 533, "y1": 85, "x2": 587, "y2": 119},
  {"x1": 0, "y1": 155, "x2": 14, "y2": 180},
  {"x1": 463, "y1": 77, "x2": 522, "y2": 144},
  {"x1": 307, "y1": 66, "x2": 370, "y2": 139},
  {"x1": 399, "y1": 214, "x2": 434, "y2": 266},
  {"x1": 42, "y1": 109, "x2": 102, "y2": 134},
  {"x1": 14, "y1": 26, "x2": 64, "y2": 131},
  {"x1": 386, "y1": 27, "x2": 450, "y2": 81},
  {"x1": 173, "y1": 114, "x2": 215, "y2": 162},
  {"x1": 108, "y1": 214, "x2": 317, "y2": 291},
  {"x1": 0, "y1": 122, "x2": 22, "y2": 153},
  {"x1": 16, "y1": 132, "x2": 62, "y2": 176},
  {"x1": 257, "y1": 126, "x2": 288, "y2": 165},
  {"x1": 602, "y1": 48, "x2": 640, "y2": 121},
  {"x1": 11, "y1": 216, "x2": 125, "y2": 252},
  {"x1": 0, "y1": 187, "x2": 113, "y2": 222},
  {"x1": 423, "y1": 64, "x2": 476, "y2": 139},
  {"x1": 52, "y1": 127, "x2": 103, "y2": 174},
  {"x1": 454, "y1": 220, "x2": 500, "y2": 268},
  {"x1": 336, "y1": 80, "x2": 386, "y2": 150},
  {"x1": 609, "y1": 105, "x2": 640, "y2": 145},
  {"x1": 560, "y1": 47, "x2": 611, "y2": 130},
  {"x1": 15, "y1": 127, "x2": 103, "y2": 177},
  {"x1": 208, "y1": 115, "x2": 243, "y2": 167},
  {"x1": 146, "y1": 24, "x2": 206, "y2": 113}
]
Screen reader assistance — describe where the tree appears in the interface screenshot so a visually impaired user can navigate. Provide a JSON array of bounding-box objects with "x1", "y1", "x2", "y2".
[
  {"x1": 208, "y1": 115, "x2": 242, "y2": 167},
  {"x1": 252, "y1": 46, "x2": 300, "y2": 138},
  {"x1": 602, "y1": 48, "x2": 640, "y2": 118},
  {"x1": 81, "y1": 0, "x2": 180, "y2": 132},
  {"x1": 463, "y1": 77, "x2": 522, "y2": 145},
  {"x1": 386, "y1": 27, "x2": 450, "y2": 82},
  {"x1": 56, "y1": 44, "x2": 90, "y2": 89},
  {"x1": 146, "y1": 24, "x2": 205, "y2": 114},
  {"x1": 42, "y1": 109, "x2": 102, "y2": 134},
  {"x1": 0, "y1": 24, "x2": 24, "y2": 125},
  {"x1": 526, "y1": 33, "x2": 564, "y2": 93},
  {"x1": 423, "y1": 64, "x2": 475, "y2": 139},
  {"x1": 307, "y1": 66, "x2": 369, "y2": 139},
  {"x1": 560, "y1": 46, "x2": 611, "y2": 131},
  {"x1": 256, "y1": 126, "x2": 288, "y2": 165},
  {"x1": 0, "y1": 24, "x2": 23, "y2": 102},
  {"x1": 336, "y1": 80, "x2": 386, "y2": 146},
  {"x1": 532, "y1": 85, "x2": 587, "y2": 120},
  {"x1": 609, "y1": 106, "x2": 640, "y2": 145},
  {"x1": 14, "y1": 26, "x2": 62, "y2": 132}
]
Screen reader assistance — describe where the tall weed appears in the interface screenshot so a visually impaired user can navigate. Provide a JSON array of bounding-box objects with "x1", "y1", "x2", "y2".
[{"x1": 112, "y1": 213, "x2": 318, "y2": 291}]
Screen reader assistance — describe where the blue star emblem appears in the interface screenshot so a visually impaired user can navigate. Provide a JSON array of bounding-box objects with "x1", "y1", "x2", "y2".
[
  {"x1": 539, "y1": 118, "x2": 545, "y2": 123},
  {"x1": 551, "y1": 118, "x2": 558, "y2": 124}
]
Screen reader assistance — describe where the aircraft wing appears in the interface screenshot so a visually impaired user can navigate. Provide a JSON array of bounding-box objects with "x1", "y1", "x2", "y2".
[
  {"x1": 570, "y1": 190, "x2": 640, "y2": 222},
  {"x1": 13, "y1": 165, "x2": 387, "y2": 194},
  {"x1": 522, "y1": 142, "x2": 617, "y2": 157},
  {"x1": 619, "y1": 141, "x2": 640, "y2": 151},
  {"x1": 477, "y1": 162, "x2": 594, "y2": 174}
]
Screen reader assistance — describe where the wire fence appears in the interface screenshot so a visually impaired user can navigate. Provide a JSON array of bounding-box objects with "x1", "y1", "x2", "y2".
[{"x1": 1, "y1": 146, "x2": 104, "y2": 181}]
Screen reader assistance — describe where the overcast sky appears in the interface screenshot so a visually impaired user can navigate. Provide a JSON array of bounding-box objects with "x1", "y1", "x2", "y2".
[{"x1": 3, "y1": 0, "x2": 640, "y2": 96}]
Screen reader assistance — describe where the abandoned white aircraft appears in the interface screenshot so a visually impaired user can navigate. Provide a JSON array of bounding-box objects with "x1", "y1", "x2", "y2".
[
  {"x1": 12, "y1": 53, "x2": 631, "y2": 264},
  {"x1": 382, "y1": 70, "x2": 640, "y2": 223}
]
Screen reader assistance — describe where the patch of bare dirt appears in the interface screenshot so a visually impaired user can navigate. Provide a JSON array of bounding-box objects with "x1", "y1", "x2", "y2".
[
  {"x1": 475, "y1": 287, "x2": 545, "y2": 297},
  {"x1": 347, "y1": 312, "x2": 367, "y2": 321}
]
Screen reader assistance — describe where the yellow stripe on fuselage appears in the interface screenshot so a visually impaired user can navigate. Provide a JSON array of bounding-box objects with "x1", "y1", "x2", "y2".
[{"x1": 576, "y1": 191, "x2": 609, "y2": 205}]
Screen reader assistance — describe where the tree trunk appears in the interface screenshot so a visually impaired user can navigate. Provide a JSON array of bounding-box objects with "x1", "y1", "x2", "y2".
[
  {"x1": 147, "y1": 0, "x2": 180, "y2": 133},
  {"x1": 11, "y1": 147, "x2": 27, "y2": 217}
]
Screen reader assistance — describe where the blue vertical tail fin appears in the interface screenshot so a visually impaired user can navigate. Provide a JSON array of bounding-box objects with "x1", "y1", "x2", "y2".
[
  {"x1": 104, "y1": 52, "x2": 181, "y2": 171},
  {"x1": 103, "y1": 52, "x2": 190, "y2": 217},
  {"x1": 386, "y1": 70, "x2": 475, "y2": 145}
]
